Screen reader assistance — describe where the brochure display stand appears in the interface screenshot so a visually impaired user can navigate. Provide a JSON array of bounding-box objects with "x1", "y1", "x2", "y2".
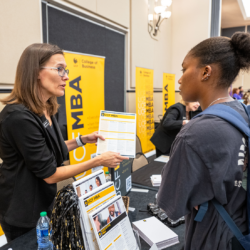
[{"x1": 89, "y1": 196, "x2": 140, "y2": 250}]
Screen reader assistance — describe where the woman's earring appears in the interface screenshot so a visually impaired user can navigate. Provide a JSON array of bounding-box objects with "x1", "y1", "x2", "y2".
[{"x1": 202, "y1": 74, "x2": 210, "y2": 81}]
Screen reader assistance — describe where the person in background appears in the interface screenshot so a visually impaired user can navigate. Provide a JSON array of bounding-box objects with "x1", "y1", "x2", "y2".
[
  {"x1": 157, "y1": 32, "x2": 248, "y2": 250},
  {"x1": 0, "y1": 43, "x2": 129, "y2": 242},
  {"x1": 150, "y1": 100, "x2": 200, "y2": 157},
  {"x1": 232, "y1": 88, "x2": 242, "y2": 100},
  {"x1": 243, "y1": 89, "x2": 250, "y2": 105},
  {"x1": 238, "y1": 86, "x2": 244, "y2": 98}
]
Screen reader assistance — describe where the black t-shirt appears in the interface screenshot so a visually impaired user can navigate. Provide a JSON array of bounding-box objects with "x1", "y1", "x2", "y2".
[
  {"x1": 157, "y1": 101, "x2": 247, "y2": 250},
  {"x1": 0, "y1": 104, "x2": 67, "y2": 227}
]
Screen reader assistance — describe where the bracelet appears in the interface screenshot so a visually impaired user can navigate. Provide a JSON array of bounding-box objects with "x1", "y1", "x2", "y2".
[{"x1": 76, "y1": 135, "x2": 86, "y2": 147}]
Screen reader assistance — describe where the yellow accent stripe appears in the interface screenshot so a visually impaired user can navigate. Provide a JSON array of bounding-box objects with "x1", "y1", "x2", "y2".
[
  {"x1": 114, "y1": 234, "x2": 122, "y2": 242},
  {"x1": 86, "y1": 186, "x2": 115, "y2": 206},
  {"x1": 87, "y1": 194, "x2": 116, "y2": 213},
  {"x1": 100, "y1": 130, "x2": 134, "y2": 134},
  {"x1": 105, "y1": 243, "x2": 113, "y2": 250}
]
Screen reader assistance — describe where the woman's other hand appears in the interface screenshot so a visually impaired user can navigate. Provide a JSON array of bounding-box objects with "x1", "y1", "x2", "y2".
[
  {"x1": 81, "y1": 131, "x2": 105, "y2": 144},
  {"x1": 97, "y1": 151, "x2": 129, "y2": 168}
]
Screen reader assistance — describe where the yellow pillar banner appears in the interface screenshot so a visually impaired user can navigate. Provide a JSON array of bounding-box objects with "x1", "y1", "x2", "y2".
[
  {"x1": 163, "y1": 73, "x2": 175, "y2": 113},
  {"x1": 0, "y1": 225, "x2": 4, "y2": 236},
  {"x1": 64, "y1": 52, "x2": 106, "y2": 180},
  {"x1": 136, "y1": 67, "x2": 155, "y2": 154}
]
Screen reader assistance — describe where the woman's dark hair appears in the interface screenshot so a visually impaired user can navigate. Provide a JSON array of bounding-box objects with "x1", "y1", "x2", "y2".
[
  {"x1": 95, "y1": 176, "x2": 102, "y2": 186},
  {"x1": 1, "y1": 43, "x2": 63, "y2": 116},
  {"x1": 189, "y1": 32, "x2": 250, "y2": 88},
  {"x1": 50, "y1": 185, "x2": 84, "y2": 249}
]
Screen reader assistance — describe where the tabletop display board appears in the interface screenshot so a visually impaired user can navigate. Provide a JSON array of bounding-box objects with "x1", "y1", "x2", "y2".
[
  {"x1": 136, "y1": 67, "x2": 155, "y2": 154},
  {"x1": 64, "y1": 51, "x2": 108, "y2": 180},
  {"x1": 163, "y1": 73, "x2": 175, "y2": 113},
  {"x1": 111, "y1": 158, "x2": 133, "y2": 196}
]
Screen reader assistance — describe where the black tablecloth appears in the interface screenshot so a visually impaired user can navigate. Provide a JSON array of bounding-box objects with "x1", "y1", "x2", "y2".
[
  {"x1": 0, "y1": 188, "x2": 184, "y2": 250},
  {"x1": 132, "y1": 161, "x2": 166, "y2": 188}
]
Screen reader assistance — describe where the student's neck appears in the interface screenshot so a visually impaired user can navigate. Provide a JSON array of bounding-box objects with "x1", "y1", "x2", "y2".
[{"x1": 199, "y1": 89, "x2": 233, "y2": 111}]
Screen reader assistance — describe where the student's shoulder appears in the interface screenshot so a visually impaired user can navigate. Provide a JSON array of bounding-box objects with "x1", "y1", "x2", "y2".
[{"x1": 178, "y1": 114, "x2": 234, "y2": 144}]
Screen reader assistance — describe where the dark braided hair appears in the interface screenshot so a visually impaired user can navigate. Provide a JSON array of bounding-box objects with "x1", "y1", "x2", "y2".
[
  {"x1": 50, "y1": 184, "x2": 85, "y2": 250},
  {"x1": 189, "y1": 32, "x2": 250, "y2": 88}
]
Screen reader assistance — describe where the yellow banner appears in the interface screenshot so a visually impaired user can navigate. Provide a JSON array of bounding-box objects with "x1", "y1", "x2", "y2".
[
  {"x1": 64, "y1": 52, "x2": 106, "y2": 180},
  {"x1": 0, "y1": 225, "x2": 3, "y2": 236},
  {"x1": 136, "y1": 67, "x2": 155, "y2": 154},
  {"x1": 163, "y1": 73, "x2": 175, "y2": 113}
]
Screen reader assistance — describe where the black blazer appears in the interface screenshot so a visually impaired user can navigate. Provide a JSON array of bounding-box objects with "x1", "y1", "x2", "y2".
[
  {"x1": 150, "y1": 103, "x2": 186, "y2": 153},
  {"x1": 0, "y1": 104, "x2": 68, "y2": 227}
]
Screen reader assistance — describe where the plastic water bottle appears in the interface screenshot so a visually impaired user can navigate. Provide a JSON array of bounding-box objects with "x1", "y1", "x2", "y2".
[
  {"x1": 36, "y1": 211, "x2": 51, "y2": 249},
  {"x1": 105, "y1": 171, "x2": 111, "y2": 182}
]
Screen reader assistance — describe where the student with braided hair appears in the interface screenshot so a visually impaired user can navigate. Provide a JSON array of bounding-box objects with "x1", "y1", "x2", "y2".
[{"x1": 157, "y1": 32, "x2": 250, "y2": 250}]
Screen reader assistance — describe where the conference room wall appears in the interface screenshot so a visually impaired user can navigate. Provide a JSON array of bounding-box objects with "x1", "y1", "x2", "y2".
[
  {"x1": 0, "y1": 0, "x2": 42, "y2": 85},
  {"x1": 171, "y1": 0, "x2": 212, "y2": 90},
  {"x1": 65, "y1": 0, "x2": 130, "y2": 28}
]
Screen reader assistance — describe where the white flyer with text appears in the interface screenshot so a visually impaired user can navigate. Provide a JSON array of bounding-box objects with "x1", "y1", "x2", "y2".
[{"x1": 96, "y1": 111, "x2": 136, "y2": 158}]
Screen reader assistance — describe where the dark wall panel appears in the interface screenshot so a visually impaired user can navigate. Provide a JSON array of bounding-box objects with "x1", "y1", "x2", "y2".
[
  {"x1": 104, "y1": 29, "x2": 125, "y2": 111},
  {"x1": 221, "y1": 26, "x2": 245, "y2": 38},
  {"x1": 43, "y1": 5, "x2": 125, "y2": 140},
  {"x1": 42, "y1": 3, "x2": 47, "y2": 43},
  {"x1": 48, "y1": 7, "x2": 106, "y2": 56}
]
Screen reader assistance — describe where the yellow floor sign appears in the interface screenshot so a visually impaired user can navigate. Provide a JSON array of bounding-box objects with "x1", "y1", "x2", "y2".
[
  {"x1": 64, "y1": 51, "x2": 107, "y2": 179},
  {"x1": 136, "y1": 67, "x2": 155, "y2": 154}
]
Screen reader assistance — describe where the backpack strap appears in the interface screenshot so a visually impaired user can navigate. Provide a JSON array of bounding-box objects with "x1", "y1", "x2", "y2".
[{"x1": 192, "y1": 103, "x2": 250, "y2": 248}]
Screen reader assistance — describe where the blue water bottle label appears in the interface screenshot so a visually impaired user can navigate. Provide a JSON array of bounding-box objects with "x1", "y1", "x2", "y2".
[{"x1": 40, "y1": 229, "x2": 49, "y2": 237}]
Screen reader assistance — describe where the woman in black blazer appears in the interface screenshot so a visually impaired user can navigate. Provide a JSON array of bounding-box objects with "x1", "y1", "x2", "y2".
[
  {"x1": 151, "y1": 101, "x2": 200, "y2": 157},
  {"x1": 0, "y1": 43, "x2": 128, "y2": 242}
]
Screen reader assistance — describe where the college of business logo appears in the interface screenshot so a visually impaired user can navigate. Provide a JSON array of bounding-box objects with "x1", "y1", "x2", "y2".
[
  {"x1": 101, "y1": 113, "x2": 104, "y2": 116},
  {"x1": 74, "y1": 58, "x2": 78, "y2": 64},
  {"x1": 84, "y1": 201, "x2": 88, "y2": 207}
]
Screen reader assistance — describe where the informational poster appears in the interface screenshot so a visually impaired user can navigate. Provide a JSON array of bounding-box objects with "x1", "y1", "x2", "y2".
[
  {"x1": 163, "y1": 73, "x2": 175, "y2": 113},
  {"x1": 136, "y1": 67, "x2": 155, "y2": 154},
  {"x1": 89, "y1": 195, "x2": 138, "y2": 250},
  {"x1": 97, "y1": 110, "x2": 136, "y2": 158},
  {"x1": 64, "y1": 51, "x2": 107, "y2": 180},
  {"x1": 111, "y1": 158, "x2": 133, "y2": 196}
]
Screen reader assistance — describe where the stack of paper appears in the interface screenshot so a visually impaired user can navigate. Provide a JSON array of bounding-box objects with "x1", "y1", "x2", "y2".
[
  {"x1": 151, "y1": 175, "x2": 161, "y2": 186},
  {"x1": 132, "y1": 217, "x2": 179, "y2": 249},
  {"x1": 154, "y1": 155, "x2": 169, "y2": 163}
]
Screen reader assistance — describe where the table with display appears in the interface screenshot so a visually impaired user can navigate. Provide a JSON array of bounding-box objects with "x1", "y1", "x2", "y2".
[{"x1": 0, "y1": 161, "x2": 185, "y2": 250}]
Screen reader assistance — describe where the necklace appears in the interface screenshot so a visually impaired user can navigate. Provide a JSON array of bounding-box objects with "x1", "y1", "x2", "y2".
[{"x1": 208, "y1": 97, "x2": 229, "y2": 107}]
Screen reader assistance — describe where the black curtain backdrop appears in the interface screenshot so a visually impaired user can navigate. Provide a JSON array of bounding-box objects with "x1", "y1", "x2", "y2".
[{"x1": 42, "y1": 3, "x2": 125, "y2": 140}]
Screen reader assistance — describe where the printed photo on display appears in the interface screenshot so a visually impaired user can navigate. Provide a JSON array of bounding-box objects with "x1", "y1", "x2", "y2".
[
  {"x1": 93, "y1": 202, "x2": 123, "y2": 232},
  {"x1": 76, "y1": 174, "x2": 105, "y2": 197}
]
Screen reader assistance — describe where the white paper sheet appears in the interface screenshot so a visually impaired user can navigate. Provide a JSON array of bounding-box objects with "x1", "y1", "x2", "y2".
[
  {"x1": 154, "y1": 155, "x2": 170, "y2": 163},
  {"x1": 96, "y1": 110, "x2": 136, "y2": 158}
]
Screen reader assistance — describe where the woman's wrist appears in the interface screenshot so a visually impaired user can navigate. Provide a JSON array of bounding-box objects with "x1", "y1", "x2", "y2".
[
  {"x1": 93, "y1": 154, "x2": 102, "y2": 166},
  {"x1": 80, "y1": 135, "x2": 88, "y2": 144}
]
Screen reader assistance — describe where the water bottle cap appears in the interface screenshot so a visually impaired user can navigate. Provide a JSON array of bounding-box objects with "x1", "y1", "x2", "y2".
[
  {"x1": 40, "y1": 211, "x2": 47, "y2": 217},
  {"x1": 105, "y1": 171, "x2": 110, "y2": 174}
]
